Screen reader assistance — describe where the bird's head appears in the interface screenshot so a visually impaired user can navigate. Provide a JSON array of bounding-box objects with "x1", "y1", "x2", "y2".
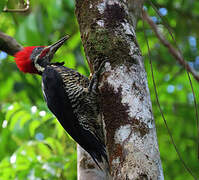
[{"x1": 14, "y1": 35, "x2": 69, "y2": 74}]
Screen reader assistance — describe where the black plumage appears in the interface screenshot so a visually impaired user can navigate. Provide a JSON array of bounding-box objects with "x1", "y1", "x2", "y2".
[
  {"x1": 14, "y1": 35, "x2": 108, "y2": 168},
  {"x1": 42, "y1": 64, "x2": 107, "y2": 166}
]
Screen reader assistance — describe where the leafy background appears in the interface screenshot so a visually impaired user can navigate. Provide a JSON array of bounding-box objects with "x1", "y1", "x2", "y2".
[{"x1": 0, "y1": 0, "x2": 199, "y2": 179}]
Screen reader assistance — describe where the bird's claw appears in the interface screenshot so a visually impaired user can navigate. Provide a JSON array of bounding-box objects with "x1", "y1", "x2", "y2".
[{"x1": 88, "y1": 58, "x2": 109, "y2": 94}]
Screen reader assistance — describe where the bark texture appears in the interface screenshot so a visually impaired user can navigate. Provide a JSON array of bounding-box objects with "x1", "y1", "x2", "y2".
[
  {"x1": 75, "y1": 0, "x2": 164, "y2": 179},
  {"x1": 77, "y1": 145, "x2": 108, "y2": 180},
  {"x1": 0, "y1": 31, "x2": 23, "y2": 55}
]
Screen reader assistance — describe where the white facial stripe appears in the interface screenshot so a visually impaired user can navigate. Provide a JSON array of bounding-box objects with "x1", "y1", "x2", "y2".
[{"x1": 34, "y1": 55, "x2": 45, "y2": 73}]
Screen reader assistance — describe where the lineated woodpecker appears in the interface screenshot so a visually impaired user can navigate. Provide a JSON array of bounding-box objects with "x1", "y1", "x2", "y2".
[{"x1": 14, "y1": 35, "x2": 107, "y2": 168}]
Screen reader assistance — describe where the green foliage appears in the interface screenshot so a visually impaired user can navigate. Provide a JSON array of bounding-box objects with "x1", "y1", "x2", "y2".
[
  {"x1": 0, "y1": 0, "x2": 199, "y2": 179},
  {"x1": 138, "y1": 0, "x2": 199, "y2": 179},
  {"x1": 0, "y1": 0, "x2": 6, "y2": 12},
  {"x1": 0, "y1": 103, "x2": 77, "y2": 179},
  {"x1": 0, "y1": 0, "x2": 82, "y2": 179}
]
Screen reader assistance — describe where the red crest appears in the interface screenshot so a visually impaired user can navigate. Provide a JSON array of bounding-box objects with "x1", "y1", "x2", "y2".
[{"x1": 14, "y1": 46, "x2": 40, "y2": 74}]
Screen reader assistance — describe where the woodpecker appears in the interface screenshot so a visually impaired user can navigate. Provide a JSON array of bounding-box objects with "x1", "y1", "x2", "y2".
[{"x1": 14, "y1": 35, "x2": 107, "y2": 168}]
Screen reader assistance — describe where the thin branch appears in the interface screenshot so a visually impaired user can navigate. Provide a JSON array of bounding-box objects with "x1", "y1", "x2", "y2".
[
  {"x1": 143, "y1": 4, "x2": 199, "y2": 160},
  {"x1": 3, "y1": 0, "x2": 30, "y2": 12},
  {"x1": 0, "y1": 31, "x2": 23, "y2": 56},
  {"x1": 143, "y1": 19, "x2": 198, "y2": 180},
  {"x1": 142, "y1": 10, "x2": 199, "y2": 83}
]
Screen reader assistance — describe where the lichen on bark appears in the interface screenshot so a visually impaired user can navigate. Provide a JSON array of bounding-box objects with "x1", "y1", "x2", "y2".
[
  {"x1": 75, "y1": 0, "x2": 164, "y2": 179},
  {"x1": 76, "y1": 0, "x2": 139, "y2": 71}
]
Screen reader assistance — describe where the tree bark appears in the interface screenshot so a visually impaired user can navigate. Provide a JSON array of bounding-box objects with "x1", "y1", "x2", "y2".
[
  {"x1": 77, "y1": 145, "x2": 108, "y2": 180},
  {"x1": 75, "y1": 0, "x2": 164, "y2": 179},
  {"x1": 0, "y1": 31, "x2": 22, "y2": 56}
]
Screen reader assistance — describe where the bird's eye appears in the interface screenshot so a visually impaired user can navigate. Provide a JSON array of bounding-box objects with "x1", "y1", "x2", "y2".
[{"x1": 39, "y1": 48, "x2": 50, "y2": 59}]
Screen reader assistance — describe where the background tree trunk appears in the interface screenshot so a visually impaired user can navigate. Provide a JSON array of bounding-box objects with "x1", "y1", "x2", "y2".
[{"x1": 75, "y1": 0, "x2": 164, "y2": 179}]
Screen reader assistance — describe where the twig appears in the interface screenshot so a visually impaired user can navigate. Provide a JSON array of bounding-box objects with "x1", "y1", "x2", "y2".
[
  {"x1": 3, "y1": 0, "x2": 30, "y2": 13},
  {"x1": 143, "y1": 19, "x2": 198, "y2": 180},
  {"x1": 143, "y1": 3, "x2": 199, "y2": 160},
  {"x1": 142, "y1": 10, "x2": 199, "y2": 83},
  {"x1": 0, "y1": 31, "x2": 23, "y2": 56}
]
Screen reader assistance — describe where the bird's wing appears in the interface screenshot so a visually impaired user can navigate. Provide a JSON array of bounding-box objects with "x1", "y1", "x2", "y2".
[{"x1": 42, "y1": 65, "x2": 107, "y2": 165}]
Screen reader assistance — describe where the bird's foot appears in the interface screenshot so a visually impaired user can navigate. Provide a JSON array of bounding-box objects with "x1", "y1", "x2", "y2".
[{"x1": 88, "y1": 58, "x2": 108, "y2": 94}]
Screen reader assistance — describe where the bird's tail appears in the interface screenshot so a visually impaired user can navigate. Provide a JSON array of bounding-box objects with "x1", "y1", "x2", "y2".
[{"x1": 89, "y1": 142, "x2": 110, "y2": 173}]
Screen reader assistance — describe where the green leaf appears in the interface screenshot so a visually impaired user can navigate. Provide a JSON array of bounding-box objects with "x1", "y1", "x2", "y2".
[
  {"x1": 29, "y1": 120, "x2": 41, "y2": 137},
  {"x1": 0, "y1": 0, "x2": 7, "y2": 13}
]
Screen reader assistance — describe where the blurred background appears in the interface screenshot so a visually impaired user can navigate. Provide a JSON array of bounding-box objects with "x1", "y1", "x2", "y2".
[{"x1": 0, "y1": 0, "x2": 199, "y2": 179}]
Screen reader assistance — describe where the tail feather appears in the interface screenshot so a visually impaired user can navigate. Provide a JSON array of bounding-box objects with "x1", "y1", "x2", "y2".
[
  {"x1": 88, "y1": 142, "x2": 109, "y2": 170},
  {"x1": 90, "y1": 152, "x2": 103, "y2": 170}
]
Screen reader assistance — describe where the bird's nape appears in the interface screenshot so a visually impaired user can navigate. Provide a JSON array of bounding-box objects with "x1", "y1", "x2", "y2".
[{"x1": 14, "y1": 35, "x2": 70, "y2": 74}]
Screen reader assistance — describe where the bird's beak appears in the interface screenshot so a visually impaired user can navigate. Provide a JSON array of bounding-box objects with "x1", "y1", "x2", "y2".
[{"x1": 47, "y1": 35, "x2": 70, "y2": 59}]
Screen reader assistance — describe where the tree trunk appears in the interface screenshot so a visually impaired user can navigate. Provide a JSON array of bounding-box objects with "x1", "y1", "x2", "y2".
[
  {"x1": 75, "y1": 0, "x2": 164, "y2": 179},
  {"x1": 77, "y1": 145, "x2": 108, "y2": 180}
]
